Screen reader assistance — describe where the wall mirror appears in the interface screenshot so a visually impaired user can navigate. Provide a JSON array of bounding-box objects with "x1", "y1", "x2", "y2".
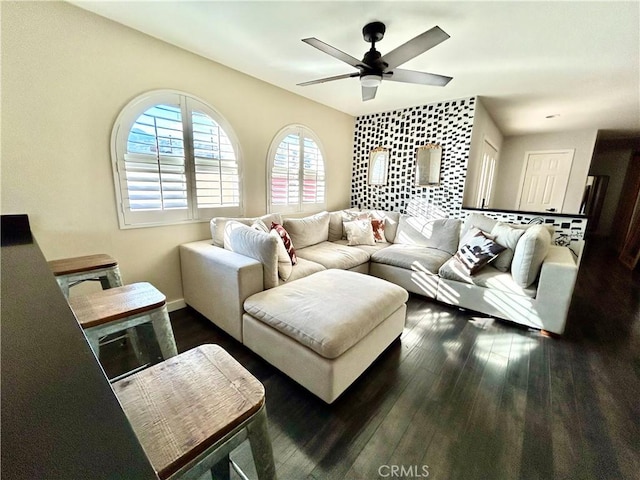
[
  {"x1": 368, "y1": 147, "x2": 389, "y2": 185},
  {"x1": 415, "y1": 144, "x2": 442, "y2": 186}
]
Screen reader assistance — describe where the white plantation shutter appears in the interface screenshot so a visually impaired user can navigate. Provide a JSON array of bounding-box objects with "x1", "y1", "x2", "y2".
[
  {"x1": 112, "y1": 91, "x2": 242, "y2": 228},
  {"x1": 268, "y1": 126, "x2": 326, "y2": 214}
]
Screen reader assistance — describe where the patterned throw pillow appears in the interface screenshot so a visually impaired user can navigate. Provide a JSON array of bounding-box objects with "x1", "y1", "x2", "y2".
[
  {"x1": 270, "y1": 222, "x2": 297, "y2": 265},
  {"x1": 455, "y1": 227, "x2": 506, "y2": 275},
  {"x1": 371, "y1": 219, "x2": 386, "y2": 242}
]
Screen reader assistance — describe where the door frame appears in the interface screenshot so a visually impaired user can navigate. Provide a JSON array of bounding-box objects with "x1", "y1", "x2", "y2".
[
  {"x1": 515, "y1": 149, "x2": 575, "y2": 212},
  {"x1": 476, "y1": 136, "x2": 500, "y2": 208}
]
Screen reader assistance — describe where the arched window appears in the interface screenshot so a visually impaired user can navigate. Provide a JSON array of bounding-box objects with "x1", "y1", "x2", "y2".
[
  {"x1": 267, "y1": 125, "x2": 326, "y2": 214},
  {"x1": 111, "y1": 90, "x2": 242, "y2": 228}
]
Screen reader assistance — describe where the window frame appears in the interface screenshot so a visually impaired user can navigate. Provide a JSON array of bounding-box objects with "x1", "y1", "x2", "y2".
[
  {"x1": 266, "y1": 124, "x2": 327, "y2": 215},
  {"x1": 111, "y1": 90, "x2": 243, "y2": 229}
]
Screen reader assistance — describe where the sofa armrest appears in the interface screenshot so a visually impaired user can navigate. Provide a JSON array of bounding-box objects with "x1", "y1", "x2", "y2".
[
  {"x1": 180, "y1": 240, "x2": 264, "y2": 342},
  {"x1": 532, "y1": 245, "x2": 579, "y2": 334}
]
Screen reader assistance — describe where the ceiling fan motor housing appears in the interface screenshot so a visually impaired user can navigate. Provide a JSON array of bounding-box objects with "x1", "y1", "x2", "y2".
[{"x1": 362, "y1": 22, "x2": 385, "y2": 43}]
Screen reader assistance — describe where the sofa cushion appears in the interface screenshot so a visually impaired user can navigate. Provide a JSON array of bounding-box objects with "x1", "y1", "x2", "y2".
[
  {"x1": 244, "y1": 269, "x2": 408, "y2": 359},
  {"x1": 283, "y1": 211, "x2": 330, "y2": 249},
  {"x1": 280, "y1": 257, "x2": 326, "y2": 284},
  {"x1": 511, "y1": 225, "x2": 551, "y2": 287},
  {"x1": 371, "y1": 244, "x2": 452, "y2": 275},
  {"x1": 344, "y1": 219, "x2": 376, "y2": 246},
  {"x1": 225, "y1": 223, "x2": 279, "y2": 290},
  {"x1": 211, "y1": 213, "x2": 282, "y2": 248},
  {"x1": 333, "y1": 239, "x2": 392, "y2": 255},
  {"x1": 455, "y1": 227, "x2": 506, "y2": 275},
  {"x1": 438, "y1": 257, "x2": 537, "y2": 298},
  {"x1": 490, "y1": 222, "x2": 525, "y2": 272},
  {"x1": 394, "y1": 216, "x2": 461, "y2": 255},
  {"x1": 296, "y1": 241, "x2": 370, "y2": 270}
]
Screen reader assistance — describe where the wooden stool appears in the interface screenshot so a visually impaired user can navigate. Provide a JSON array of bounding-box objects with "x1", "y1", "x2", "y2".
[
  {"x1": 48, "y1": 254, "x2": 123, "y2": 298},
  {"x1": 113, "y1": 344, "x2": 277, "y2": 480},
  {"x1": 69, "y1": 282, "x2": 178, "y2": 380},
  {"x1": 49, "y1": 253, "x2": 136, "y2": 352}
]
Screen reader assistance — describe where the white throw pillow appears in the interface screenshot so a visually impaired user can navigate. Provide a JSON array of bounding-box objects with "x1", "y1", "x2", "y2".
[
  {"x1": 344, "y1": 219, "x2": 376, "y2": 246},
  {"x1": 225, "y1": 223, "x2": 279, "y2": 290},
  {"x1": 269, "y1": 229, "x2": 293, "y2": 281},
  {"x1": 251, "y1": 219, "x2": 269, "y2": 233},
  {"x1": 223, "y1": 220, "x2": 249, "y2": 251},
  {"x1": 511, "y1": 225, "x2": 551, "y2": 287},
  {"x1": 490, "y1": 222, "x2": 525, "y2": 272}
]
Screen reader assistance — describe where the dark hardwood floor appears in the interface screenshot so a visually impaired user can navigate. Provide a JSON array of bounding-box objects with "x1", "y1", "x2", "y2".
[{"x1": 101, "y1": 238, "x2": 640, "y2": 480}]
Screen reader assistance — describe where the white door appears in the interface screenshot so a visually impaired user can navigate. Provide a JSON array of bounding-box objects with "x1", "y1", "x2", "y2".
[
  {"x1": 476, "y1": 140, "x2": 498, "y2": 208},
  {"x1": 517, "y1": 150, "x2": 574, "y2": 213}
]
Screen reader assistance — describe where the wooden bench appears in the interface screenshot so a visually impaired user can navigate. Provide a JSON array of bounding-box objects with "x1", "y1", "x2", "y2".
[
  {"x1": 69, "y1": 282, "x2": 178, "y2": 379},
  {"x1": 113, "y1": 344, "x2": 277, "y2": 480}
]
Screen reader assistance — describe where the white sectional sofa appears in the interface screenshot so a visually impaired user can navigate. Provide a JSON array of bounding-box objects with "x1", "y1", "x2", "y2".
[{"x1": 180, "y1": 209, "x2": 579, "y2": 338}]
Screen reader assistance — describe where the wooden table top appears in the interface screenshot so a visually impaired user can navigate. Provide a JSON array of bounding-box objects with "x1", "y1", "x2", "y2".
[
  {"x1": 69, "y1": 282, "x2": 165, "y2": 329},
  {"x1": 48, "y1": 253, "x2": 118, "y2": 276},
  {"x1": 113, "y1": 344, "x2": 265, "y2": 479}
]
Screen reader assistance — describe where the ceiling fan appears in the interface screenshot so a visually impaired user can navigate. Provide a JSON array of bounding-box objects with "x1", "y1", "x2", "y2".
[{"x1": 298, "y1": 21, "x2": 452, "y2": 101}]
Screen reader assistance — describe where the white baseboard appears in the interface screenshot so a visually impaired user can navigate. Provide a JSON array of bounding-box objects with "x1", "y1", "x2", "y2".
[{"x1": 167, "y1": 298, "x2": 186, "y2": 312}]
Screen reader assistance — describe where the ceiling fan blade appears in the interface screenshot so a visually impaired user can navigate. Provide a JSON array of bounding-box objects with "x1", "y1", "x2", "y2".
[
  {"x1": 385, "y1": 68, "x2": 452, "y2": 86},
  {"x1": 298, "y1": 72, "x2": 359, "y2": 86},
  {"x1": 362, "y1": 85, "x2": 377, "y2": 101},
  {"x1": 302, "y1": 38, "x2": 365, "y2": 69},
  {"x1": 381, "y1": 26, "x2": 450, "y2": 70}
]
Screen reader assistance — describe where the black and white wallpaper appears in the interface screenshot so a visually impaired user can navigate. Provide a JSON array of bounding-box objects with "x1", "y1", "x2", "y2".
[
  {"x1": 349, "y1": 96, "x2": 587, "y2": 260},
  {"x1": 350, "y1": 97, "x2": 476, "y2": 217}
]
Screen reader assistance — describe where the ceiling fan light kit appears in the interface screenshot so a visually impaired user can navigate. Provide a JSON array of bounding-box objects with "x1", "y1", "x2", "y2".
[
  {"x1": 360, "y1": 74, "x2": 382, "y2": 88},
  {"x1": 298, "y1": 21, "x2": 452, "y2": 101}
]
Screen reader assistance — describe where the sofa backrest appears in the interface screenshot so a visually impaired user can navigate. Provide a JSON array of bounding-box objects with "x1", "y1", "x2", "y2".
[
  {"x1": 394, "y1": 215, "x2": 461, "y2": 255},
  {"x1": 283, "y1": 211, "x2": 330, "y2": 250}
]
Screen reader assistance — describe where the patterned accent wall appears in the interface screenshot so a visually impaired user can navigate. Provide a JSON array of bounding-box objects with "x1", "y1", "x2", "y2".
[{"x1": 351, "y1": 97, "x2": 476, "y2": 216}]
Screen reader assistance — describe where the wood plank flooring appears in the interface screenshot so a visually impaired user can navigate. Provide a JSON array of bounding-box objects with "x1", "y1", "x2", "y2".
[{"x1": 100, "y1": 239, "x2": 640, "y2": 479}]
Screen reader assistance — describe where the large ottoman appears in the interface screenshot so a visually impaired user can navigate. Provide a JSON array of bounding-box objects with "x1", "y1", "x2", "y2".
[{"x1": 242, "y1": 269, "x2": 409, "y2": 403}]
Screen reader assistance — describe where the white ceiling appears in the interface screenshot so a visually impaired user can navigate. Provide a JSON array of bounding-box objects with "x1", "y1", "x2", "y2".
[{"x1": 71, "y1": 1, "x2": 640, "y2": 137}]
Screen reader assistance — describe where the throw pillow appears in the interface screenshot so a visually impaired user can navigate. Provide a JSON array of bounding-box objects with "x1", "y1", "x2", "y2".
[
  {"x1": 455, "y1": 227, "x2": 506, "y2": 275},
  {"x1": 269, "y1": 229, "x2": 293, "y2": 281},
  {"x1": 270, "y1": 222, "x2": 297, "y2": 265},
  {"x1": 225, "y1": 223, "x2": 279, "y2": 290},
  {"x1": 511, "y1": 225, "x2": 551, "y2": 287},
  {"x1": 223, "y1": 220, "x2": 250, "y2": 251},
  {"x1": 371, "y1": 219, "x2": 386, "y2": 242},
  {"x1": 490, "y1": 222, "x2": 526, "y2": 272},
  {"x1": 341, "y1": 209, "x2": 369, "y2": 239},
  {"x1": 344, "y1": 219, "x2": 376, "y2": 246},
  {"x1": 251, "y1": 219, "x2": 269, "y2": 233}
]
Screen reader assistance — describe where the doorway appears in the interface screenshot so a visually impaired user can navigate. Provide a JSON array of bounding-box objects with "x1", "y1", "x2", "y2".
[
  {"x1": 476, "y1": 139, "x2": 498, "y2": 209},
  {"x1": 516, "y1": 149, "x2": 575, "y2": 213}
]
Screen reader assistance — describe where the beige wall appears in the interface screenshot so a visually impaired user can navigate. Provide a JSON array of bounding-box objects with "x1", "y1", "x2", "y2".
[
  {"x1": 493, "y1": 129, "x2": 597, "y2": 214},
  {"x1": 1, "y1": 1, "x2": 354, "y2": 306},
  {"x1": 464, "y1": 97, "x2": 504, "y2": 208},
  {"x1": 589, "y1": 137, "x2": 639, "y2": 236}
]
